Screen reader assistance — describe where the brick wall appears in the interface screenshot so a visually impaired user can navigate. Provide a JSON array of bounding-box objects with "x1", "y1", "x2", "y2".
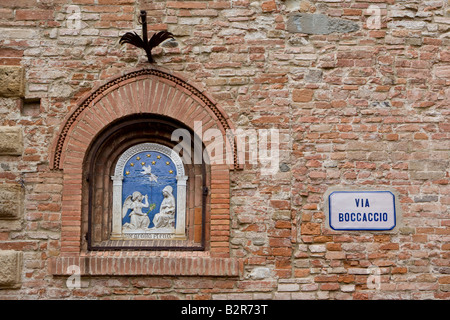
[{"x1": 0, "y1": 0, "x2": 449, "y2": 300}]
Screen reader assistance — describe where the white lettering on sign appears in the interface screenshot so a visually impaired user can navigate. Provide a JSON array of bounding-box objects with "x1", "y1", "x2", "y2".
[{"x1": 328, "y1": 191, "x2": 396, "y2": 231}]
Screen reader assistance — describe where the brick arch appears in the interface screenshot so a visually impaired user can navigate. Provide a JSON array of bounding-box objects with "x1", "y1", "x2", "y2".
[
  {"x1": 50, "y1": 67, "x2": 239, "y2": 171},
  {"x1": 50, "y1": 68, "x2": 238, "y2": 261}
]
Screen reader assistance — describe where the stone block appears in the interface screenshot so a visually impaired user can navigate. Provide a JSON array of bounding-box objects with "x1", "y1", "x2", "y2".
[
  {"x1": 0, "y1": 184, "x2": 24, "y2": 219},
  {"x1": 293, "y1": 88, "x2": 314, "y2": 102},
  {"x1": 247, "y1": 267, "x2": 271, "y2": 280},
  {"x1": 0, "y1": 66, "x2": 25, "y2": 98},
  {"x1": 287, "y1": 13, "x2": 359, "y2": 35},
  {"x1": 0, "y1": 250, "x2": 23, "y2": 289},
  {"x1": 0, "y1": 126, "x2": 23, "y2": 156}
]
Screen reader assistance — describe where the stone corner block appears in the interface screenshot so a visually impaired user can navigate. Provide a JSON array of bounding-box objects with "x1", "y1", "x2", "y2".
[
  {"x1": 0, "y1": 66, "x2": 25, "y2": 98},
  {"x1": 0, "y1": 126, "x2": 23, "y2": 156},
  {"x1": 0, "y1": 250, "x2": 23, "y2": 289},
  {"x1": 0, "y1": 183, "x2": 24, "y2": 220}
]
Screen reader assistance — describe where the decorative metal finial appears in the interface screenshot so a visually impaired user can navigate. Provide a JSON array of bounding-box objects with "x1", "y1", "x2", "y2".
[{"x1": 119, "y1": 10, "x2": 174, "y2": 63}]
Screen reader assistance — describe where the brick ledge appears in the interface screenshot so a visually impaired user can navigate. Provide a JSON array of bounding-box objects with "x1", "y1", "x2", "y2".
[{"x1": 49, "y1": 255, "x2": 242, "y2": 277}]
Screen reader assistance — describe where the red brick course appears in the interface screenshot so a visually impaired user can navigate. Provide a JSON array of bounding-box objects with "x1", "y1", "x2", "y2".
[{"x1": 50, "y1": 254, "x2": 242, "y2": 277}]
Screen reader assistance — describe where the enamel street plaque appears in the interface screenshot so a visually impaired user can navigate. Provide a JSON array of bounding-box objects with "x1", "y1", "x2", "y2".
[{"x1": 328, "y1": 191, "x2": 396, "y2": 231}]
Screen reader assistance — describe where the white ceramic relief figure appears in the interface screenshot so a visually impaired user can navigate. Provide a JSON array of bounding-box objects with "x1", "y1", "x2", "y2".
[
  {"x1": 152, "y1": 186, "x2": 176, "y2": 231},
  {"x1": 122, "y1": 191, "x2": 151, "y2": 230},
  {"x1": 141, "y1": 165, "x2": 158, "y2": 182}
]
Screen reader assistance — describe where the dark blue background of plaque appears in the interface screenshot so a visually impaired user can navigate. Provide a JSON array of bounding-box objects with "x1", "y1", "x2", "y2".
[{"x1": 122, "y1": 150, "x2": 178, "y2": 228}]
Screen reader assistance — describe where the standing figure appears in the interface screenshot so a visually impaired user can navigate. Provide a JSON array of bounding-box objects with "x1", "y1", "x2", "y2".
[
  {"x1": 122, "y1": 191, "x2": 150, "y2": 230},
  {"x1": 152, "y1": 186, "x2": 176, "y2": 229}
]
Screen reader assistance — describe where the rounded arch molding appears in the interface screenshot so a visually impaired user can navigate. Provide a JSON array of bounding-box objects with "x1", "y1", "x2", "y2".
[{"x1": 50, "y1": 67, "x2": 239, "y2": 171}]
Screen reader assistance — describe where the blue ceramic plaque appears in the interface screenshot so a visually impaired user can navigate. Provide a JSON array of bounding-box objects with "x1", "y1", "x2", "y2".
[{"x1": 121, "y1": 150, "x2": 178, "y2": 232}]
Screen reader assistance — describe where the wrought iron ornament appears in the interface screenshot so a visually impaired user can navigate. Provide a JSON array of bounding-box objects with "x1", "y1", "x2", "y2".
[{"x1": 120, "y1": 10, "x2": 174, "y2": 63}]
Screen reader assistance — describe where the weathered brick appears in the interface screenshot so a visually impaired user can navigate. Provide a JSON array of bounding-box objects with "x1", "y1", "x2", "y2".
[
  {"x1": 301, "y1": 223, "x2": 321, "y2": 235},
  {"x1": 15, "y1": 9, "x2": 53, "y2": 21},
  {"x1": 261, "y1": 1, "x2": 277, "y2": 13},
  {"x1": 293, "y1": 89, "x2": 314, "y2": 102}
]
